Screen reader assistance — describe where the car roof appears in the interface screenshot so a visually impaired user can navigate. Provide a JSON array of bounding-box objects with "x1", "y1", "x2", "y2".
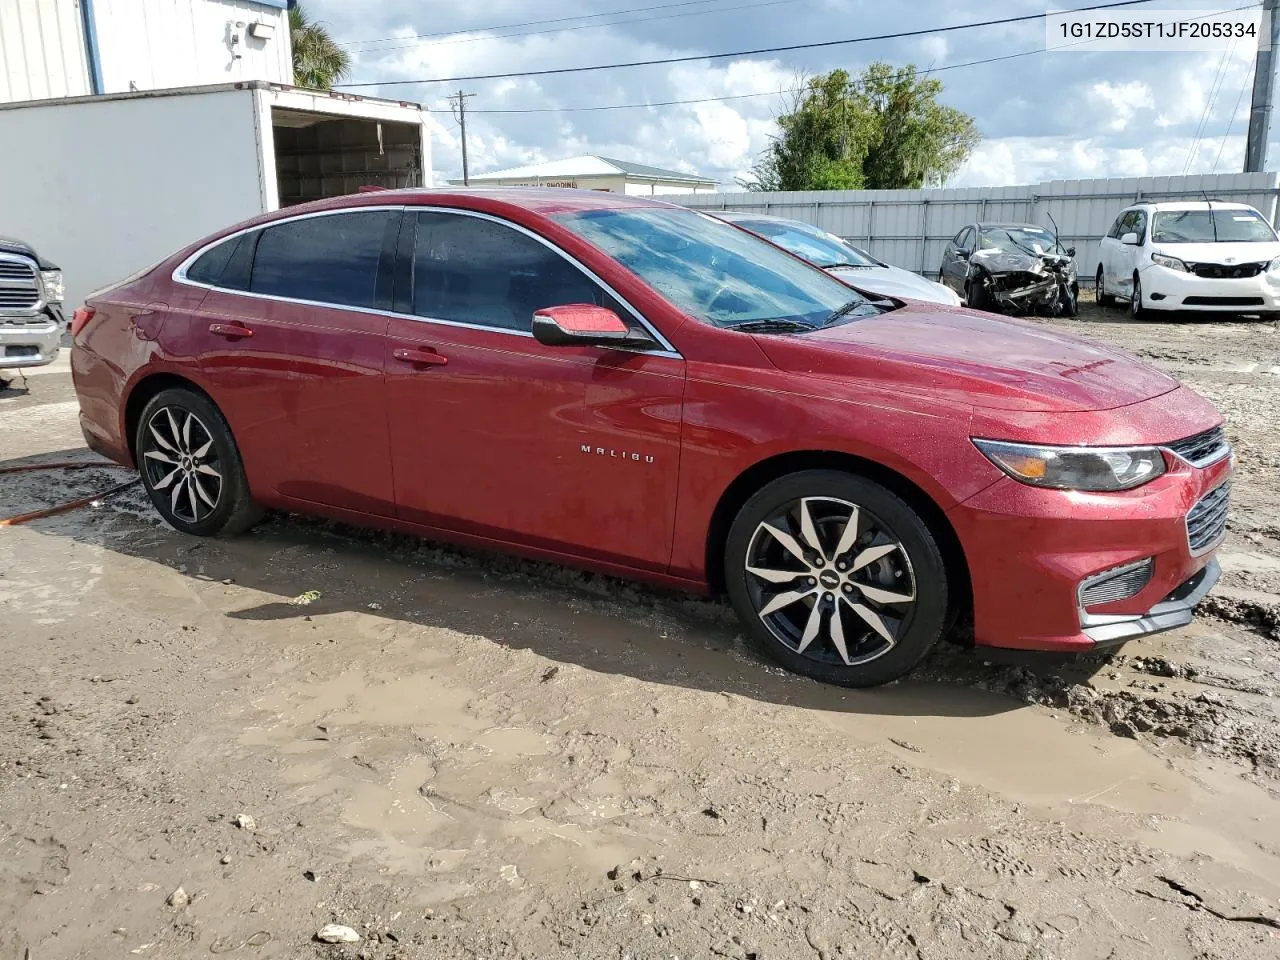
[
  {"x1": 1128, "y1": 200, "x2": 1257, "y2": 212},
  {"x1": 712, "y1": 210, "x2": 792, "y2": 224},
  {"x1": 974, "y1": 222, "x2": 1050, "y2": 230},
  {"x1": 309, "y1": 186, "x2": 673, "y2": 216}
]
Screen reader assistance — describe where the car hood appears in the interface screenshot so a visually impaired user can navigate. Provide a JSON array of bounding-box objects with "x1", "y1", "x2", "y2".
[
  {"x1": 0, "y1": 235, "x2": 55, "y2": 269},
  {"x1": 754, "y1": 302, "x2": 1179, "y2": 413},
  {"x1": 1150, "y1": 240, "x2": 1280, "y2": 264},
  {"x1": 828, "y1": 265, "x2": 958, "y2": 305},
  {"x1": 969, "y1": 247, "x2": 1075, "y2": 275}
]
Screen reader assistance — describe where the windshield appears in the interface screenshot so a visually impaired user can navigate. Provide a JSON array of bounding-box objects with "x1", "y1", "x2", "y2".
[
  {"x1": 731, "y1": 218, "x2": 879, "y2": 269},
  {"x1": 1151, "y1": 209, "x2": 1277, "y2": 243},
  {"x1": 553, "y1": 207, "x2": 866, "y2": 328},
  {"x1": 978, "y1": 226, "x2": 1059, "y2": 255}
]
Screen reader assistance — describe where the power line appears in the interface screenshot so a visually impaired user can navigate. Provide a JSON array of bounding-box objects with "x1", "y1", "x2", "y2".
[
  {"x1": 333, "y1": 0, "x2": 1160, "y2": 88},
  {"x1": 355, "y1": 0, "x2": 809, "y2": 54},
  {"x1": 1213, "y1": 63, "x2": 1256, "y2": 171},
  {"x1": 340, "y1": 0, "x2": 748, "y2": 47},
  {"x1": 434, "y1": 1, "x2": 1260, "y2": 118}
]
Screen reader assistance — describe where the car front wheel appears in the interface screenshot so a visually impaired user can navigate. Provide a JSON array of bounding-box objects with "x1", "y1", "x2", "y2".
[
  {"x1": 1130, "y1": 273, "x2": 1147, "y2": 321},
  {"x1": 724, "y1": 470, "x2": 949, "y2": 688},
  {"x1": 136, "y1": 387, "x2": 262, "y2": 537}
]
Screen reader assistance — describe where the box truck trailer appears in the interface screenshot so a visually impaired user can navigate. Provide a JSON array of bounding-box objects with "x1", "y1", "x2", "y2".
[{"x1": 0, "y1": 81, "x2": 432, "y2": 312}]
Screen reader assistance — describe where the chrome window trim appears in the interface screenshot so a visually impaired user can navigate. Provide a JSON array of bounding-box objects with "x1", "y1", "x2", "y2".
[
  {"x1": 172, "y1": 203, "x2": 683, "y2": 360},
  {"x1": 0, "y1": 252, "x2": 46, "y2": 318}
]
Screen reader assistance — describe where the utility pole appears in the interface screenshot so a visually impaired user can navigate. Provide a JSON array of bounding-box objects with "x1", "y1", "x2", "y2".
[
  {"x1": 448, "y1": 90, "x2": 476, "y2": 185},
  {"x1": 1244, "y1": 0, "x2": 1280, "y2": 172}
]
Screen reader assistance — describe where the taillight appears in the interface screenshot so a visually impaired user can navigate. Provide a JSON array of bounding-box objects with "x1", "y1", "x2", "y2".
[{"x1": 70, "y1": 306, "x2": 96, "y2": 337}]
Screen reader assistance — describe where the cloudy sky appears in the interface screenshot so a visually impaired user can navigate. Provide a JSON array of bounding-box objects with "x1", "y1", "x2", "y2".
[{"x1": 307, "y1": 0, "x2": 1270, "y2": 188}]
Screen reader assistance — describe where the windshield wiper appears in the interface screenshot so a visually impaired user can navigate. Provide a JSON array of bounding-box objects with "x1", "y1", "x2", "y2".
[
  {"x1": 724, "y1": 318, "x2": 817, "y2": 334},
  {"x1": 822, "y1": 298, "x2": 868, "y2": 325},
  {"x1": 821, "y1": 260, "x2": 872, "y2": 269}
]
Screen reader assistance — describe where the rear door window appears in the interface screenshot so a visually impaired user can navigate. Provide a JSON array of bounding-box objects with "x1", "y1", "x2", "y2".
[{"x1": 250, "y1": 210, "x2": 399, "y2": 309}]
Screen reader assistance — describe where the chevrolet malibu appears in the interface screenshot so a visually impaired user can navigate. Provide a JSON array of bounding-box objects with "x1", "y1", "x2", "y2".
[{"x1": 71, "y1": 189, "x2": 1233, "y2": 688}]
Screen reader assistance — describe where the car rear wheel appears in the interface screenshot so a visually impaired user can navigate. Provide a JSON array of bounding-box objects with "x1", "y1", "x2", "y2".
[
  {"x1": 136, "y1": 388, "x2": 262, "y2": 537},
  {"x1": 1095, "y1": 267, "x2": 1115, "y2": 307},
  {"x1": 724, "y1": 470, "x2": 949, "y2": 688}
]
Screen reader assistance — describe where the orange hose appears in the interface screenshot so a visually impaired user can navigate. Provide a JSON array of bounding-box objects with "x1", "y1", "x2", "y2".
[{"x1": 0, "y1": 461, "x2": 139, "y2": 526}]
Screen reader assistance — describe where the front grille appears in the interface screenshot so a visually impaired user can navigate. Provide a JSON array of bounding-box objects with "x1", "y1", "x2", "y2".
[
  {"x1": 0, "y1": 288, "x2": 40, "y2": 309},
  {"x1": 1079, "y1": 558, "x2": 1154, "y2": 608},
  {"x1": 1186, "y1": 482, "x2": 1230, "y2": 555},
  {"x1": 1165, "y1": 425, "x2": 1230, "y2": 467},
  {"x1": 1191, "y1": 261, "x2": 1266, "y2": 279},
  {"x1": 0, "y1": 262, "x2": 37, "y2": 282},
  {"x1": 0, "y1": 254, "x2": 40, "y2": 314},
  {"x1": 1182, "y1": 295, "x2": 1266, "y2": 306}
]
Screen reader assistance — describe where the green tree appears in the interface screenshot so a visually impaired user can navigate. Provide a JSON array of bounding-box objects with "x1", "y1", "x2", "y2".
[
  {"x1": 858, "y1": 63, "x2": 981, "y2": 189},
  {"x1": 743, "y1": 63, "x2": 980, "y2": 191},
  {"x1": 289, "y1": 4, "x2": 351, "y2": 91}
]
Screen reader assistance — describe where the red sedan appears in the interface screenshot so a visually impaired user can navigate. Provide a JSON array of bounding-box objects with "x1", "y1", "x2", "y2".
[{"x1": 70, "y1": 189, "x2": 1232, "y2": 687}]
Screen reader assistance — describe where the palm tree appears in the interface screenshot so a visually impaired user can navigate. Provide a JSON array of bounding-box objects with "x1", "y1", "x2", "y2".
[{"x1": 289, "y1": 4, "x2": 351, "y2": 91}]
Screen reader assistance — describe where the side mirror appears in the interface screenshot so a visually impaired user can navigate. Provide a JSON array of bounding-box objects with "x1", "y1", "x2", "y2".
[
  {"x1": 1120, "y1": 232, "x2": 1140, "y2": 246},
  {"x1": 955, "y1": 249, "x2": 971, "y2": 260},
  {"x1": 1066, "y1": 246, "x2": 1077, "y2": 258},
  {"x1": 531, "y1": 304, "x2": 655, "y2": 349}
]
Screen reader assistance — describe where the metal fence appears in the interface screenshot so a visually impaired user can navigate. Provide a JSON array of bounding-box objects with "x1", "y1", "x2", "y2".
[{"x1": 678, "y1": 172, "x2": 1280, "y2": 280}]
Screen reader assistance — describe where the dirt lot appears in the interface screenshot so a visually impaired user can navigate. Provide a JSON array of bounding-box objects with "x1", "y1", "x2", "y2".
[{"x1": 3, "y1": 302, "x2": 1280, "y2": 960}]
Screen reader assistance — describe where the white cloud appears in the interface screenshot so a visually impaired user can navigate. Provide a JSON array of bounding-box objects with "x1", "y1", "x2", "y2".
[
  {"x1": 1087, "y1": 80, "x2": 1154, "y2": 132},
  {"x1": 309, "y1": 0, "x2": 1279, "y2": 188}
]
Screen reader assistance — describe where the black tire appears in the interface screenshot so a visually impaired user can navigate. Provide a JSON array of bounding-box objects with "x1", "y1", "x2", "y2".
[
  {"x1": 1130, "y1": 272, "x2": 1147, "y2": 321},
  {"x1": 135, "y1": 387, "x2": 262, "y2": 537},
  {"x1": 1095, "y1": 267, "x2": 1115, "y2": 307},
  {"x1": 724, "y1": 470, "x2": 949, "y2": 688},
  {"x1": 965, "y1": 275, "x2": 992, "y2": 312},
  {"x1": 1062, "y1": 281, "x2": 1079, "y2": 317}
]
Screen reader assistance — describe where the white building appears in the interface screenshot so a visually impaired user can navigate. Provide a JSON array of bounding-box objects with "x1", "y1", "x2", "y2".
[
  {"x1": 452, "y1": 155, "x2": 718, "y2": 195},
  {"x1": 0, "y1": 0, "x2": 432, "y2": 310},
  {"x1": 1, "y1": 0, "x2": 293, "y2": 104}
]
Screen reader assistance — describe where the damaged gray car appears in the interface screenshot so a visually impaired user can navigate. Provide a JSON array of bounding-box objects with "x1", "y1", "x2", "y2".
[{"x1": 938, "y1": 222, "x2": 1078, "y2": 316}]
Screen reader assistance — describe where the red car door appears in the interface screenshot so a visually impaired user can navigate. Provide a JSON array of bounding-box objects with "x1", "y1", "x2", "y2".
[
  {"x1": 188, "y1": 208, "x2": 401, "y2": 516},
  {"x1": 384, "y1": 209, "x2": 686, "y2": 572}
]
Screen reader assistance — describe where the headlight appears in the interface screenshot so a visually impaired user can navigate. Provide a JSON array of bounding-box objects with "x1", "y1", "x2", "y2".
[
  {"x1": 973, "y1": 438, "x2": 1166, "y2": 491},
  {"x1": 40, "y1": 269, "x2": 64, "y2": 302},
  {"x1": 1151, "y1": 253, "x2": 1187, "y2": 272},
  {"x1": 1268, "y1": 257, "x2": 1280, "y2": 273}
]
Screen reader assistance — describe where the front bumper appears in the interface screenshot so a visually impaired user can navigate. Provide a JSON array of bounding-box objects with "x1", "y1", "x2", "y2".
[
  {"x1": 1081, "y1": 559, "x2": 1219, "y2": 646},
  {"x1": 0, "y1": 314, "x2": 61, "y2": 369},
  {"x1": 948, "y1": 447, "x2": 1232, "y2": 653},
  {"x1": 1140, "y1": 262, "x2": 1280, "y2": 312}
]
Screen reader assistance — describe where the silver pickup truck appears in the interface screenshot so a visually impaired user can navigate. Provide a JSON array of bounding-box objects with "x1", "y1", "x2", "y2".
[{"x1": 1, "y1": 235, "x2": 65, "y2": 372}]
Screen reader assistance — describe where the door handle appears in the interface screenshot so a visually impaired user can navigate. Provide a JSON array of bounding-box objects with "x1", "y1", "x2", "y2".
[
  {"x1": 392, "y1": 346, "x2": 448, "y2": 367},
  {"x1": 209, "y1": 321, "x2": 254, "y2": 339}
]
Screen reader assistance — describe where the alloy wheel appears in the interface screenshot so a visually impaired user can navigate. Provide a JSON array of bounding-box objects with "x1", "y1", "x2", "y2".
[
  {"x1": 1095, "y1": 269, "x2": 1105, "y2": 303},
  {"x1": 140, "y1": 406, "x2": 224, "y2": 524},
  {"x1": 743, "y1": 496, "x2": 916, "y2": 667},
  {"x1": 1130, "y1": 275, "x2": 1142, "y2": 318}
]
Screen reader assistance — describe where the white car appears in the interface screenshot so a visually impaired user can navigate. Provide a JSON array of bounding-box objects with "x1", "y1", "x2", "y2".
[
  {"x1": 1095, "y1": 201, "x2": 1280, "y2": 320},
  {"x1": 712, "y1": 211, "x2": 962, "y2": 306}
]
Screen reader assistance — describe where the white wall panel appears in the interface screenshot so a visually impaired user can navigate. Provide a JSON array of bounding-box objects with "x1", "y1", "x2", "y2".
[
  {"x1": 90, "y1": 0, "x2": 290, "y2": 94},
  {"x1": 680, "y1": 173, "x2": 1280, "y2": 279},
  {"x1": 0, "y1": 0, "x2": 91, "y2": 104},
  {"x1": 0, "y1": 87, "x2": 264, "y2": 308}
]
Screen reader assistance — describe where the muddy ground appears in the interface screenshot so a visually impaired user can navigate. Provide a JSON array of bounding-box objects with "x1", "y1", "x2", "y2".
[{"x1": 2, "y1": 303, "x2": 1280, "y2": 960}]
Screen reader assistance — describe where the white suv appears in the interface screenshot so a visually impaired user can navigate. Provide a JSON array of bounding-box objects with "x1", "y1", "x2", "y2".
[{"x1": 1094, "y1": 201, "x2": 1280, "y2": 320}]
